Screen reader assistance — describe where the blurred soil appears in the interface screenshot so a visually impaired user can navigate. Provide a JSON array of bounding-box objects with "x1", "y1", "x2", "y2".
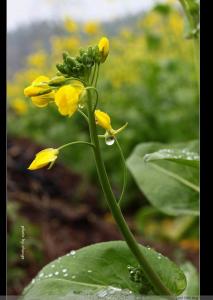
[{"x1": 7, "y1": 136, "x2": 199, "y2": 295}]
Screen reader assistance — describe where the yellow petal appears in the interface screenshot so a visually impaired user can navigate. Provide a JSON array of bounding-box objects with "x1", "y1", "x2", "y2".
[
  {"x1": 24, "y1": 76, "x2": 50, "y2": 97},
  {"x1": 31, "y1": 91, "x2": 55, "y2": 108},
  {"x1": 32, "y1": 76, "x2": 50, "y2": 84},
  {"x1": 55, "y1": 84, "x2": 83, "y2": 117},
  {"x1": 28, "y1": 148, "x2": 59, "y2": 170},
  {"x1": 95, "y1": 109, "x2": 112, "y2": 131}
]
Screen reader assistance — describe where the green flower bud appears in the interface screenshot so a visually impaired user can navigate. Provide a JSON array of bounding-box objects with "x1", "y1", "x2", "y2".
[{"x1": 56, "y1": 63, "x2": 67, "y2": 74}]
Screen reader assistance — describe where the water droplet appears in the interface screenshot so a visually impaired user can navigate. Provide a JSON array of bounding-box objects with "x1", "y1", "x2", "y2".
[
  {"x1": 62, "y1": 269, "x2": 67, "y2": 273},
  {"x1": 71, "y1": 275, "x2": 76, "y2": 279},
  {"x1": 39, "y1": 273, "x2": 44, "y2": 278},
  {"x1": 70, "y1": 250, "x2": 76, "y2": 256},
  {"x1": 51, "y1": 264, "x2": 55, "y2": 268},
  {"x1": 87, "y1": 270, "x2": 92, "y2": 273},
  {"x1": 108, "y1": 286, "x2": 122, "y2": 294},
  {"x1": 32, "y1": 279, "x2": 35, "y2": 284},
  {"x1": 78, "y1": 103, "x2": 85, "y2": 109},
  {"x1": 64, "y1": 273, "x2": 68, "y2": 277},
  {"x1": 157, "y1": 255, "x2": 162, "y2": 259},
  {"x1": 97, "y1": 290, "x2": 108, "y2": 298},
  {"x1": 105, "y1": 135, "x2": 115, "y2": 146},
  {"x1": 48, "y1": 274, "x2": 53, "y2": 278},
  {"x1": 54, "y1": 271, "x2": 59, "y2": 275},
  {"x1": 44, "y1": 275, "x2": 49, "y2": 278}
]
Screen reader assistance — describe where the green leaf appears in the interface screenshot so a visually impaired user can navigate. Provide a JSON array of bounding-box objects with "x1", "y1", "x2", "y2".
[
  {"x1": 180, "y1": 262, "x2": 199, "y2": 296},
  {"x1": 144, "y1": 148, "x2": 199, "y2": 168},
  {"x1": 127, "y1": 140, "x2": 199, "y2": 216},
  {"x1": 21, "y1": 241, "x2": 186, "y2": 299}
]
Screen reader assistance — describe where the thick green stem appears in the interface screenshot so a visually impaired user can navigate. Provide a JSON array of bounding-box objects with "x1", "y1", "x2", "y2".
[{"x1": 86, "y1": 90, "x2": 172, "y2": 296}]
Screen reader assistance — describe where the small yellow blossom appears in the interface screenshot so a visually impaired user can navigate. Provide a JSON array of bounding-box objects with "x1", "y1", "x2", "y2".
[
  {"x1": 24, "y1": 76, "x2": 54, "y2": 107},
  {"x1": 84, "y1": 21, "x2": 100, "y2": 35},
  {"x1": 95, "y1": 110, "x2": 112, "y2": 131},
  {"x1": 11, "y1": 98, "x2": 28, "y2": 115},
  {"x1": 95, "y1": 109, "x2": 128, "y2": 136},
  {"x1": 24, "y1": 76, "x2": 51, "y2": 97},
  {"x1": 55, "y1": 81, "x2": 84, "y2": 117},
  {"x1": 98, "y1": 37, "x2": 109, "y2": 63},
  {"x1": 28, "y1": 148, "x2": 59, "y2": 170}
]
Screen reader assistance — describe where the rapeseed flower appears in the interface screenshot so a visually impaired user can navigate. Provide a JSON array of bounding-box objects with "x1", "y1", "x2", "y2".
[
  {"x1": 28, "y1": 148, "x2": 59, "y2": 170},
  {"x1": 24, "y1": 76, "x2": 54, "y2": 107},
  {"x1": 95, "y1": 109, "x2": 127, "y2": 136},
  {"x1": 55, "y1": 81, "x2": 84, "y2": 117}
]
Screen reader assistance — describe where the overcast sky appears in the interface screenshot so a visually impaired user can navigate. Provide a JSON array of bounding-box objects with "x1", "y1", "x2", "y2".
[{"x1": 7, "y1": 0, "x2": 159, "y2": 31}]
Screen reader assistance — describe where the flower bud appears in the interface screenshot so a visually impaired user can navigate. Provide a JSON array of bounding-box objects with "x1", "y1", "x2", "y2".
[
  {"x1": 98, "y1": 37, "x2": 109, "y2": 63},
  {"x1": 28, "y1": 148, "x2": 59, "y2": 170}
]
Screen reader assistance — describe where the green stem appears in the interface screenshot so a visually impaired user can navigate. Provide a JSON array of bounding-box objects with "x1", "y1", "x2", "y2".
[
  {"x1": 86, "y1": 90, "x2": 172, "y2": 296},
  {"x1": 94, "y1": 63, "x2": 100, "y2": 87},
  {"x1": 115, "y1": 138, "x2": 127, "y2": 206},
  {"x1": 58, "y1": 141, "x2": 94, "y2": 150},
  {"x1": 178, "y1": 0, "x2": 200, "y2": 89},
  {"x1": 85, "y1": 87, "x2": 99, "y2": 111},
  {"x1": 90, "y1": 64, "x2": 97, "y2": 86},
  {"x1": 78, "y1": 109, "x2": 89, "y2": 123}
]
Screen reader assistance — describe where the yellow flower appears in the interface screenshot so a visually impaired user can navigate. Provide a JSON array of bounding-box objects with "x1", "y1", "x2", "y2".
[
  {"x1": 24, "y1": 76, "x2": 54, "y2": 107},
  {"x1": 84, "y1": 21, "x2": 100, "y2": 35},
  {"x1": 27, "y1": 51, "x2": 47, "y2": 68},
  {"x1": 95, "y1": 110, "x2": 112, "y2": 131},
  {"x1": 55, "y1": 81, "x2": 84, "y2": 117},
  {"x1": 98, "y1": 37, "x2": 109, "y2": 63},
  {"x1": 11, "y1": 98, "x2": 28, "y2": 115},
  {"x1": 28, "y1": 148, "x2": 59, "y2": 170},
  {"x1": 24, "y1": 76, "x2": 51, "y2": 97},
  {"x1": 64, "y1": 17, "x2": 78, "y2": 33},
  {"x1": 95, "y1": 109, "x2": 128, "y2": 136}
]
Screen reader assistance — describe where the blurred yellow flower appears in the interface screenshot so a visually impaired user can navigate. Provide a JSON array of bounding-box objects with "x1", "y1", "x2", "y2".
[
  {"x1": 28, "y1": 148, "x2": 59, "y2": 170},
  {"x1": 84, "y1": 21, "x2": 100, "y2": 35},
  {"x1": 51, "y1": 36, "x2": 80, "y2": 53},
  {"x1": 27, "y1": 51, "x2": 47, "y2": 68},
  {"x1": 120, "y1": 28, "x2": 132, "y2": 39},
  {"x1": 98, "y1": 37, "x2": 109, "y2": 63},
  {"x1": 168, "y1": 14, "x2": 183, "y2": 36},
  {"x1": 10, "y1": 98, "x2": 28, "y2": 115},
  {"x1": 95, "y1": 109, "x2": 112, "y2": 131},
  {"x1": 64, "y1": 17, "x2": 78, "y2": 32},
  {"x1": 55, "y1": 82, "x2": 84, "y2": 117}
]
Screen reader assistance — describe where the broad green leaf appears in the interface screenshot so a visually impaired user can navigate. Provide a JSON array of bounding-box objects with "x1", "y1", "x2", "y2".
[
  {"x1": 144, "y1": 148, "x2": 199, "y2": 168},
  {"x1": 180, "y1": 262, "x2": 199, "y2": 296},
  {"x1": 21, "y1": 241, "x2": 186, "y2": 299},
  {"x1": 127, "y1": 141, "x2": 199, "y2": 216}
]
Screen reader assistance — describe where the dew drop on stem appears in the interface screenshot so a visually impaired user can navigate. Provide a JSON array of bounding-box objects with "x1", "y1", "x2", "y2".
[{"x1": 105, "y1": 135, "x2": 115, "y2": 146}]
